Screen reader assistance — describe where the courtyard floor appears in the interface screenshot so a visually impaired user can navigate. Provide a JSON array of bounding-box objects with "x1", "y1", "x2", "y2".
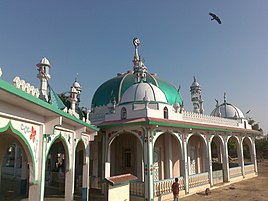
[{"x1": 1, "y1": 160, "x2": 268, "y2": 201}]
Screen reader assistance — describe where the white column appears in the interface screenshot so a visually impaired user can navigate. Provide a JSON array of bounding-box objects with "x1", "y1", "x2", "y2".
[
  {"x1": 183, "y1": 134, "x2": 189, "y2": 194},
  {"x1": 222, "y1": 137, "x2": 230, "y2": 182},
  {"x1": 239, "y1": 138, "x2": 245, "y2": 178},
  {"x1": 207, "y1": 136, "x2": 213, "y2": 186},
  {"x1": 164, "y1": 135, "x2": 173, "y2": 178},
  {"x1": 144, "y1": 128, "x2": 154, "y2": 201},
  {"x1": 82, "y1": 142, "x2": 90, "y2": 201},
  {"x1": 252, "y1": 138, "x2": 258, "y2": 174},
  {"x1": 39, "y1": 136, "x2": 47, "y2": 201},
  {"x1": 65, "y1": 139, "x2": 75, "y2": 201}
]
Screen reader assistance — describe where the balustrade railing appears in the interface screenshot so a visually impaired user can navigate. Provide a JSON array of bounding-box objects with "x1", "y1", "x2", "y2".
[
  {"x1": 229, "y1": 166, "x2": 242, "y2": 178},
  {"x1": 189, "y1": 172, "x2": 209, "y2": 188},
  {"x1": 182, "y1": 111, "x2": 239, "y2": 127},
  {"x1": 244, "y1": 164, "x2": 255, "y2": 174},
  {"x1": 130, "y1": 181, "x2": 144, "y2": 197},
  {"x1": 154, "y1": 177, "x2": 184, "y2": 196}
]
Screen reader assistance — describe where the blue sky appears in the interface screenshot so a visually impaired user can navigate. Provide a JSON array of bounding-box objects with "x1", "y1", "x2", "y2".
[{"x1": 0, "y1": 0, "x2": 267, "y2": 133}]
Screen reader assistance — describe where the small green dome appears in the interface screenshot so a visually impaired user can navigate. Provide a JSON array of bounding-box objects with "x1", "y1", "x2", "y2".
[{"x1": 91, "y1": 72, "x2": 183, "y2": 108}]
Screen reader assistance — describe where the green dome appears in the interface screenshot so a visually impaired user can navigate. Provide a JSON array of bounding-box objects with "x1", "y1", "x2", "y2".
[{"x1": 91, "y1": 72, "x2": 183, "y2": 108}]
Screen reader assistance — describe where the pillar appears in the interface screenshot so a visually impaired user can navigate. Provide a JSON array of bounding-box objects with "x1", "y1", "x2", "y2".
[
  {"x1": 239, "y1": 138, "x2": 245, "y2": 178},
  {"x1": 40, "y1": 135, "x2": 48, "y2": 201},
  {"x1": 65, "y1": 140, "x2": 75, "y2": 201},
  {"x1": 82, "y1": 143, "x2": 90, "y2": 201},
  {"x1": 144, "y1": 128, "x2": 154, "y2": 201},
  {"x1": 252, "y1": 138, "x2": 258, "y2": 174},
  {"x1": 222, "y1": 137, "x2": 230, "y2": 182},
  {"x1": 207, "y1": 136, "x2": 213, "y2": 186},
  {"x1": 182, "y1": 134, "x2": 189, "y2": 193},
  {"x1": 164, "y1": 134, "x2": 173, "y2": 178}
]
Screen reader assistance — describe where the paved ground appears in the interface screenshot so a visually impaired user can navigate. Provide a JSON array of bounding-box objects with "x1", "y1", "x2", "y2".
[
  {"x1": 181, "y1": 160, "x2": 268, "y2": 201},
  {"x1": 1, "y1": 160, "x2": 268, "y2": 201}
]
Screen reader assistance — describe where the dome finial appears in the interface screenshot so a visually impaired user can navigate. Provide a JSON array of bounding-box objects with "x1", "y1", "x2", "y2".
[
  {"x1": 133, "y1": 37, "x2": 140, "y2": 64},
  {"x1": 224, "y1": 92, "x2": 227, "y2": 103}
]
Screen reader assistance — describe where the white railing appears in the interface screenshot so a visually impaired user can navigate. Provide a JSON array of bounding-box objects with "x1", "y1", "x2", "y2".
[
  {"x1": 154, "y1": 177, "x2": 184, "y2": 196},
  {"x1": 244, "y1": 164, "x2": 255, "y2": 174},
  {"x1": 189, "y1": 172, "x2": 209, "y2": 188},
  {"x1": 229, "y1": 166, "x2": 242, "y2": 178},
  {"x1": 130, "y1": 181, "x2": 144, "y2": 197},
  {"x1": 182, "y1": 111, "x2": 239, "y2": 127}
]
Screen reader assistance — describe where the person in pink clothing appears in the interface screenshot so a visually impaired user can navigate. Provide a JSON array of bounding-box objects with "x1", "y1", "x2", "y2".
[{"x1": 172, "y1": 178, "x2": 180, "y2": 201}]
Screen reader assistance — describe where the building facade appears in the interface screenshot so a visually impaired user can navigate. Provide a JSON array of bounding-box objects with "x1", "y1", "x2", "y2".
[
  {"x1": 89, "y1": 38, "x2": 259, "y2": 201},
  {"x1": 0, "y1": 38, "x2": 260, "y2": 201}
]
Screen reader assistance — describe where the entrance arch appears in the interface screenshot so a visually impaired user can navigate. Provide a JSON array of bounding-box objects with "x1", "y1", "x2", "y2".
[
  {"x1": 44, "y1": 138, "x2": 69, "y2": 198},
  {"x1": 243, "y1": 137, "x2": 254, "y2": 165},
  {"x1": 154, "y1": 133, "x2": 182, "y2": 180},
  {"x1": 188, "y1": 134, "x2": 207, "y2": 175},
  {"x1": 0, "y1": 128, "x2": 34, "y2": 200},
  {"x1": 109, "y1": 133, "x2": 143, "y2": 180},
  {"x1": 227, "y1": 136, "x2": 239, "y2": 168},
  {"x1": 211, "y1": 135, "x2": 224, "y2": 185}
]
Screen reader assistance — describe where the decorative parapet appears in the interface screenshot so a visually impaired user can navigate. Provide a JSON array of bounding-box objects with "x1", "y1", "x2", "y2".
[
  {"x1": 90, "y1": 113, "x2": 105, "y2": 124},
  {"x1": 13, "y1": 76, "x2": 40, "y2": 98},
  {"x1": 182, "y1": 111, "x2": 239, "y2": 127}
]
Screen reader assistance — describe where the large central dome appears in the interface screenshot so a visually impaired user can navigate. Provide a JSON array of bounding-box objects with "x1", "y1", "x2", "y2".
[
  {"x1": 91, "y1": 38, "x2": 183, "y2": 109},
  {"x1": 91, "y1": 72, "x2": 182, "y2": 108}
]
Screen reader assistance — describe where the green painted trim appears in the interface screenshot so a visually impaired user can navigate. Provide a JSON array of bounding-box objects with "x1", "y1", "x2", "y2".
[
  {"x1": 0, "y1": 79, "x2": 98, "y2": 131},
  {"x1": 100, "y1": 119, "x2": 260, "y2": 135},
  {"x1": 0, "y1": 121, "x2": 37, "y2": 183},
  {"x1": 45, "y1": 133, "x2": 70, "y2": 159}
]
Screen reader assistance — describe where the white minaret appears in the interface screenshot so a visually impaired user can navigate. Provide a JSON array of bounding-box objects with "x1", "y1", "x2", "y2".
[
  {"x1": 68, "y1": 76, "x2": 81, "y2": 112},
  {"x1": 190, "y1": 76, "x2": 204, "y2": 114},
  {"x1": 69, "y1": 85, "x2": 78, "y2": 112},
  {"x1": 36, "y1": 57, "x2": 51, "y2": 102}
]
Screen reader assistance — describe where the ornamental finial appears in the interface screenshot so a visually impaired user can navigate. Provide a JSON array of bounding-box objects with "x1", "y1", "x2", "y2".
[
  {"x1": 133, "y1": 37, "x2": 140, "y2": 64},
  {"x1": 224, "y1": 92, "x2": 227, "y2": 103}
]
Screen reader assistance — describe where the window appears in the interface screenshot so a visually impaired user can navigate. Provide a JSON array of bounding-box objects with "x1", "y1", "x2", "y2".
[
  {"x1": 121, "y1": 107, "x2": 127, "y2": 120},
  {"x1": 123, "y1": 148, "x2": 131, "y2": 168},
  {"x1": 164, "y1": 107, "x2": 168, "y2": 119}
]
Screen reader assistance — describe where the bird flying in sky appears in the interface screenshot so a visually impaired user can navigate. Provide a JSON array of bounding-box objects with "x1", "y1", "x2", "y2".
[{"x1": 209, "y1": 12, "x2": 221, "y2": 24}]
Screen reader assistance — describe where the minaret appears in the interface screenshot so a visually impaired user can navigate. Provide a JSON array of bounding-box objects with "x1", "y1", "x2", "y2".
[
  {"x1": 36, "y1": 57, "x2": 51, "y2": 102},
  {"x1": 69, "y1": 76, "x2": 81, "y2": 111},
  {"x1": 132, "y1": 37, "x2": 148, "y2": 83},
  {"x1": 68, "y1": 85, "x2": 78, "y2": 112},
  {"x1": 190, "y1": 76, "x2": 204, "y2": 114}
]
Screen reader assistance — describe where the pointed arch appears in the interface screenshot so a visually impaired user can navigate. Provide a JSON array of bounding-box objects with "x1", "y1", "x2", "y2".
[{"x1": 0, "y1": 121, "x2": 36, "y2": 182}]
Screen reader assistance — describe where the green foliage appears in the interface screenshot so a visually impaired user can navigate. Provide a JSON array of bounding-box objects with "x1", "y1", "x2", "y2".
[{"x1": 256, "y1": 137, "x2": 268, "y2": 159}]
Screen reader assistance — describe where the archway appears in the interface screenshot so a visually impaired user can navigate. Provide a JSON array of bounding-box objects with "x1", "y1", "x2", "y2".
[
  {"x1": 154, "y1": 133, "x2": 182, "y2": 180},
  {"x1": 243, "y1": 137, "x2": 253, "y2": 165},
  {"x1": 110, "y1": 133, "x2": 143, "y2": 180},
  {"x1": 188, "y1": 134, "x2": 207, "y2": 175},
  {"x1": 211, "y1": 135, "x2": 224, "y2": 185},
  {"x1": 227, "y1": 136, "x2": 239, "y2": 168},
  {"x1": 0, "y1": 130, "x2": 33, "y2": 200},
  {"x1": 74, "y1": 140, "x2": 85, "y2": 199},
  {"x1": 44, "y1": 139, "x2": 68, "y2": 198},
  {"x1": 211, "y1": 135, "x2": 224, "y2": 171}
]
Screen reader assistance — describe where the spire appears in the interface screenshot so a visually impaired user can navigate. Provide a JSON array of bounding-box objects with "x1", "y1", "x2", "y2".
[
  {"x1": 190, "y1": 76, "x2": 204, "y2": 114},
  {"x1": 133, "y1": 37, "x2": 140, "y2": 65},
  {"x1": 224, "y1": 92, "x2": 227, "y2": 103},
  {"x1": 36, "y1": 57, "x2": 51, "y2": 102},
  {"x1": 132, "y1": 37, "x2": 148, "y2": 83}
]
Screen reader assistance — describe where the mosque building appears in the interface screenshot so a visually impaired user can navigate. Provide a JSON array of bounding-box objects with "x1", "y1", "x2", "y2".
[{"x1": 0, "y1": 38, "x2": 260, "y2": 201}]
